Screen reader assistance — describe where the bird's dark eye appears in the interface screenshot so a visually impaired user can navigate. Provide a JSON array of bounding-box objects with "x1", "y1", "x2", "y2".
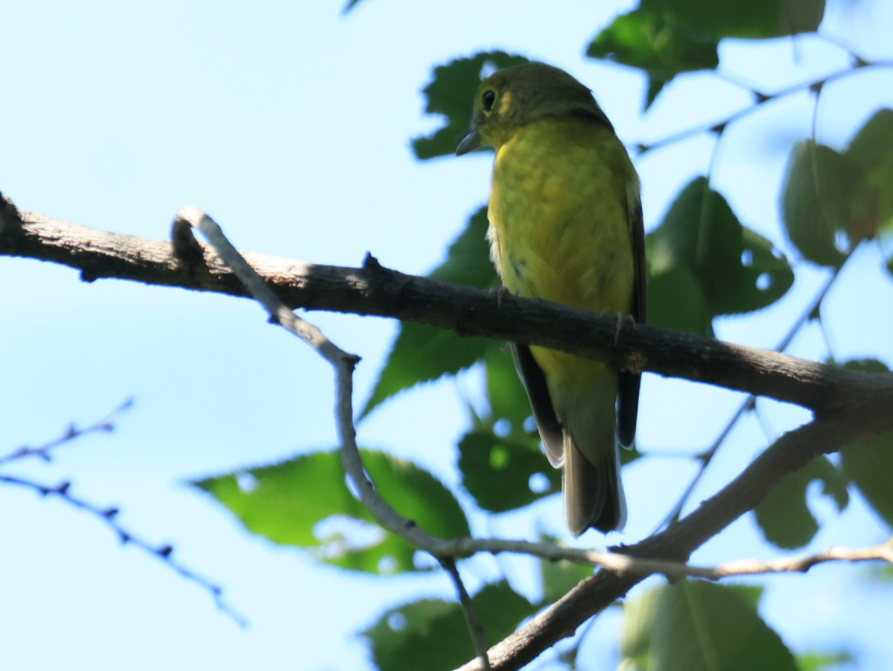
[{"x1": 481, "y1": 90, "x2": 496, "y2": 113}]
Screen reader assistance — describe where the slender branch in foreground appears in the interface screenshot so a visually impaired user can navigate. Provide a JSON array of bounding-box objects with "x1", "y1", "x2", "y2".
[
  {"x1": 1, "y1": 474, "x2": 245, "y2": 626},
  {"x1": 442, "y1": 534, "x2": 893, "y2": 580},
  {"x1": 3, "y1": 205, "x2": 893, "y2": 417},
  {"x1": 0, "y1": 399, "x2": 134, "y2": 466},
  {"x1": 441, "y1": 557, "x2": 492, "y2": 670}
]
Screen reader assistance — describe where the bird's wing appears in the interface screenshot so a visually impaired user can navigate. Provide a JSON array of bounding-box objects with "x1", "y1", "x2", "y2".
[
  {"x1": 617, "y1": 181, "x2": 646, "y2": 447},
  {"x1": 510, "y1": 342, "x2": 565, "y2": 466}
]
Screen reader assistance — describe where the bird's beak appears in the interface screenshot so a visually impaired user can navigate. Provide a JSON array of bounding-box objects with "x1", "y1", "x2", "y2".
[{"x1": 456, "y1": 128, "x2": 483, "y2": 156}]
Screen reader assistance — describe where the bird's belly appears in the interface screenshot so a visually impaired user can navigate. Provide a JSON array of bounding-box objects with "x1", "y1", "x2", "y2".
[{"x1": 489, "y1": 138, "x2": 635, "y2": 387}]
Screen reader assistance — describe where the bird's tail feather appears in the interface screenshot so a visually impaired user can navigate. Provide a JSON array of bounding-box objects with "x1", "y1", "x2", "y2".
[{"x1": 564, "y1": 436, "x2": 626, "y2": 535}]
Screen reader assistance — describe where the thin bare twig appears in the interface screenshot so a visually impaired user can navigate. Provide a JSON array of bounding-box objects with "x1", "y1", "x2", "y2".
[
  {"x1": 441, "y1": 557, "x2": 491, "y2": 670},
  {"x1": 1, "y1": 474, "x2": 245, "y2": 626},
  {"x1": 636, "y1": 59, "x2": 892, "y2": 154},
  {"x1": 0, "y1": 398, "x2": 134, "y2": 466}
]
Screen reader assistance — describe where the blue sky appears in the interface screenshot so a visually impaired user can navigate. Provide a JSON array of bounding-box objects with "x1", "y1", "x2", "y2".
[{"x1": 2, "y1": 1, "x2": 893, "y2": 669}]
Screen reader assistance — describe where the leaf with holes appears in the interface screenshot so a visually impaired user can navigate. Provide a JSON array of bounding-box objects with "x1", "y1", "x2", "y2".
[
  {"x1": 647, "y1": 177, "x2": 793, "y2": 334},
  {"x1": 191, "y1": 450, "x2": 469, "y2": 574},
  {"x1": 458, "y1": 428, "x2": 559, "y2": 513},
  {"x1": 646, "y1": 253, "x2": 711, "y2": 334},
  {"x1": 754, "y1": 456, "x2": 849, "y2": 549}
]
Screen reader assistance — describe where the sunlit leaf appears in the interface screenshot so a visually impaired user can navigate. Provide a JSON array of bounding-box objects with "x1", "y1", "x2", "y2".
[
  {"x1": 413, "y1": 52, "x2": 529, "y2": 160},
  {"x1": 361, "y1": 208, "x2": 497, "y2": 417},
  {"x1": 796, "y1": 650, "x2": 855, "y2": 671},
  {"x1": 363, "y1": 582, "x2": 537, "y2": 671},
  {"x1": 192, "y1": 450, "x2": 469, "y2": 574},
  {"x1": 754, "y1": 456, "x2": 849, "y2": 549}
]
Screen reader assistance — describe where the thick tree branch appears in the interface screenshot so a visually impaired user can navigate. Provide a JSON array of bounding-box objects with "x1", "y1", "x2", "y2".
[{"x1": 2, "y1": 204, "x2": 892, "y2": 417}]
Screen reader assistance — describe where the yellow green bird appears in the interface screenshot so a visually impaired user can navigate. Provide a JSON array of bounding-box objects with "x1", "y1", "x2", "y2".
[{"x1": 457, "y1": 62, "x2": 646, "y2": 536}]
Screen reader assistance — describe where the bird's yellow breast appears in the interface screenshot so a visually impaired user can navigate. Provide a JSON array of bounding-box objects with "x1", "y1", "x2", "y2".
[{"x1": 488, "y1": 116, "x2": 636, "y2": 386}]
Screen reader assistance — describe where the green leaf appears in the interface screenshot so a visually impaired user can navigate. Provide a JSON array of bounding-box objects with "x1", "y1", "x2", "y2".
[
  {"x1": 648, "y1": 0, "x2": 825, "y2": 39},
  {"x1": 840, "y1": 358, "x2": 889, "y2": 374},
  {"x1": 621, "y1": 581, "x2": 798, "y2": 671},
  {"x1": 728, "y1": 584, "x2": 765, "y2": 611},
  {"x1": 646, "y1": 261, "x2": 711, "y2": 334},
  {"x1": 621, "y1": 586, "x2": 661, "y2": 669},
  {"x1": 539, "y1": 534, "x2": 594, "y2": 604},
  {"x1": 361, "y1": 208, "x2": 498, "y2": 417},
  {"x1": 754, "y1": 456, "x2": 849, "y2": 549},
  {"x1": 484, "y1": 346, "x2": 536, "y2": 435},
  {"x1": 796, "y1": 650, "x2": 855, "y2": 671},
  {"x1": 191, "y1": 450, "x2": 469, "y2": 574},
  {"x1": 427, "y1": 207, "x2": 498, "y2": 288},
  {"x1": 587, "y1": 8, "x2": 718, "y2": 109},
  {"x1": 781, "y1": 141, "x2": 862, "y2": 268},
  {"x1": 647, "y1": 177, "x2": 794, "y2": 334},
  {"x1": 845, "y1": 108, "x2": 893, "y2": 245},
  {"x1": 458, "y1": 428, "x2": 560, "y2": 513},
  {"x1": 361, "y1": 324, "x2": 492, "y2": 418},
  {"x1": 413, "y1": 52, "x2": 529, "y2": 160},
  {"x1": 363, "y1": 582, "x2": 537, "y2": 671},
  {"x1": 646, "y1": 76, "x2": 670, "y2": 110},
  {"x1": 839, "y1": 431, "x2": 893, "y2": 528}
]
